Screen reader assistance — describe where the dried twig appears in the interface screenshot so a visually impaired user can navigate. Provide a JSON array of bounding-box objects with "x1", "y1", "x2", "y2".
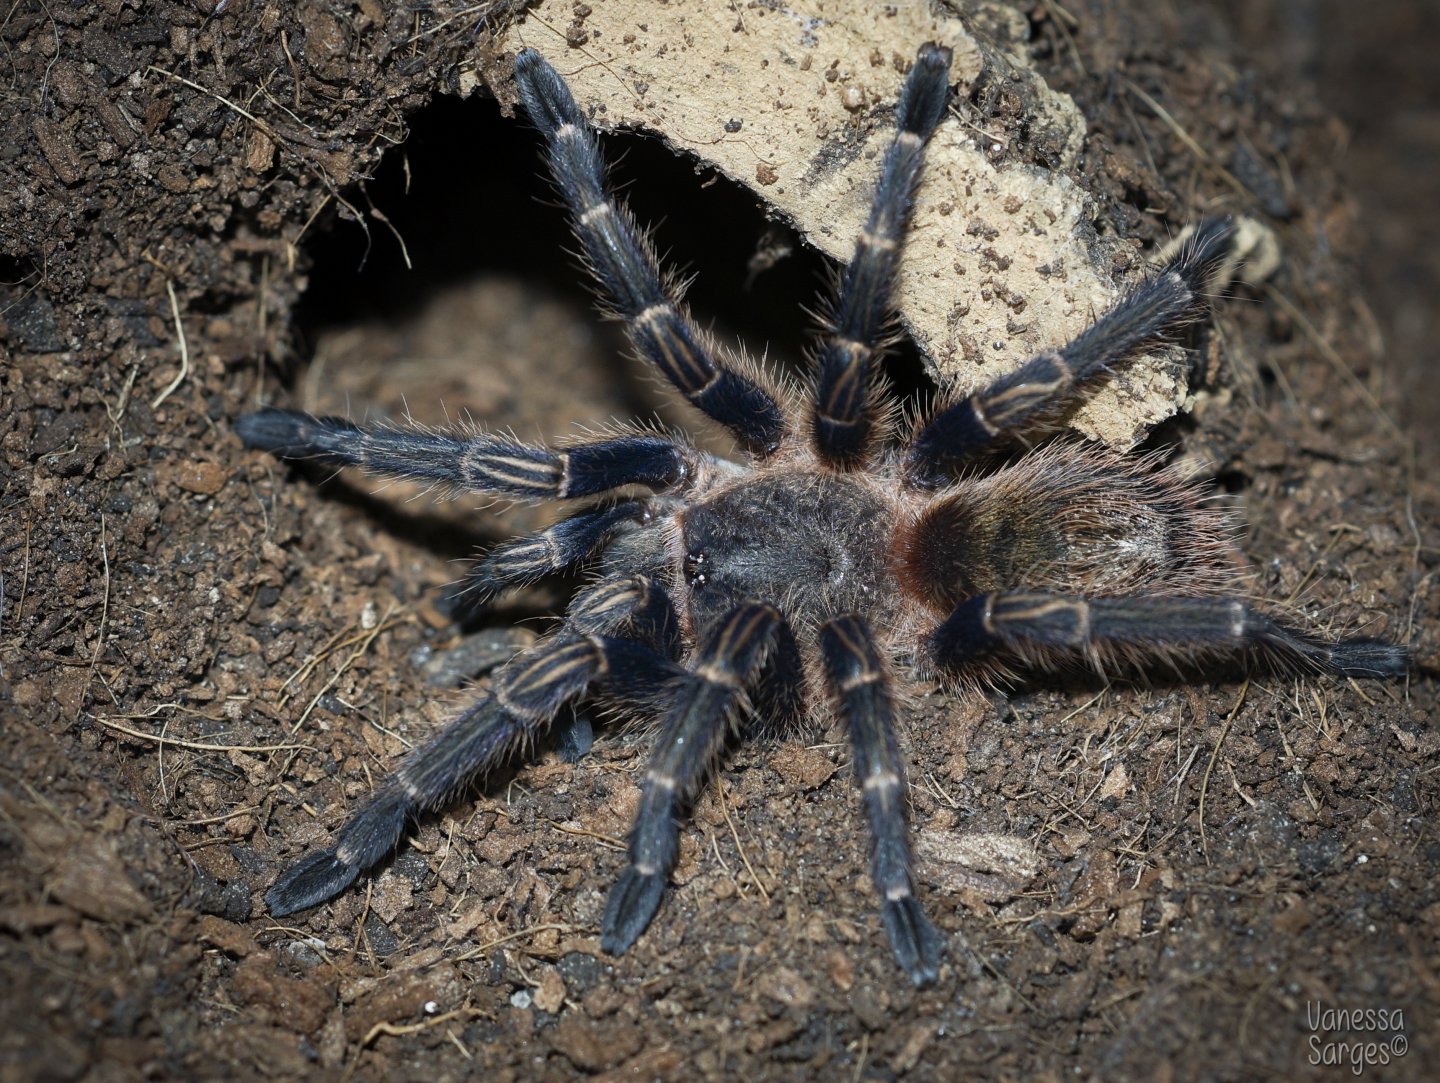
[{"x1": 151, "y1": 279, "x2": 190, "y2": 408}]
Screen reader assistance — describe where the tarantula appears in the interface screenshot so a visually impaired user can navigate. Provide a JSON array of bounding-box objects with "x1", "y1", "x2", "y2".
[{"x1": 239, "y1": 43, "x2": 1407, "y2": 985}]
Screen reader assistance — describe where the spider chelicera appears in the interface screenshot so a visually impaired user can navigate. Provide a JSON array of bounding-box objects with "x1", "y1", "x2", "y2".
[{"x1": 238, "y1": 43, "x2": 1407, "y2": 985}]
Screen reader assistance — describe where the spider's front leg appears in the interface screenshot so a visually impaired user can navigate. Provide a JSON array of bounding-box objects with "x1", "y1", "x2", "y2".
[
  {"x1": 906, "y1": 219, "x2": 1234, "y2": 486},
  {"x1": 265, "y1": 575, "x2": 681, "y2": 917},
  {"x1": 929, "y1": 590, "x2": 1410, "y2": 678},
  {"x1": 513, "y1": 49, "x2": 788, "y2": 458},
  {"x1": 820, "y1": 614, "x2": 943, "y2": 986},
  {"x1": 237, "y1": 408, "x2": 695, "y2": 501},
  {"x1": 441, "y1": 499, "x2": 653, "y2": 620}
]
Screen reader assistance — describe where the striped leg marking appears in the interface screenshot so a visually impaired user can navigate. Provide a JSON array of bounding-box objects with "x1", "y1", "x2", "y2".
[
  {"x1": 906, "y1": 220, "x2": 1235, "y2": 486},
  {"x1": 237, "y1": 408, "x2": 693, "y2": 500},
  {"x1": 265, "y1": 577, "x2": 677, "y2": 918},
  {"x1": 821, "y1": 614, "x2": 942, "y2": 986},
  {"x1": 514, "y1": 49, "x2": 788, "y2": 456},
  {"x1": 930, "y1": 591, "x2": 1410, "y2": 678},
  {"x1": 600, "y1": 602, "x2": 784, "y2": 955},
  {"x1": 811, "y1": 44, "x2": 953, "y2": 468}
]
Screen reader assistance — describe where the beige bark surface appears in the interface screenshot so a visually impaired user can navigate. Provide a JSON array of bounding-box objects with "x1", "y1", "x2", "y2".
[{"x1": 486, "y1": 0, "x2": 1181, "y2": 446}]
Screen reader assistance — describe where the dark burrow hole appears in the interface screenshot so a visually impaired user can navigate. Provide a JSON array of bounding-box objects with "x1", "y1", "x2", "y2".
[
  {"x1": 282, "y1": 87, "x2": 935, "y2": 625},
  {"x1": 294, "y1": 89, "x2": 935, "y2": 421}
]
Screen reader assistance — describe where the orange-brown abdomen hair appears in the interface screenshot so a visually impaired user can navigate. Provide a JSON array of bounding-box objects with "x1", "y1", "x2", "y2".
[{"x1": 897, "y1": 444, "x2": 1239, "y2": 616}]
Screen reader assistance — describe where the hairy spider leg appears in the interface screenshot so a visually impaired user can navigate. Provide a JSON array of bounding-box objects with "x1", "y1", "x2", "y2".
[
  {"x1": 820, "y1": 615, "x2": 943, "y2": 986},
  {"x1": 929, "y1": 591, "x2": 1411, "y2": 678},
  {"x1": 810, "y1": 43, "x2": 954, "y2": 469},
  {"x1": 905, "y1": 218, "x2": 1235, "y2": 486},
  {"x1": 265, "y1": 576, "x2": 680, "y2": 917},
  {"x1": 236, "y1": 408, "x2": 695, "y2": 501},
  {"x1": 601, "y1": 601, "x2": 786, "y2": 955},
  {"x1": 513, "y1": 49, "x2": 788, "y2": 458}
]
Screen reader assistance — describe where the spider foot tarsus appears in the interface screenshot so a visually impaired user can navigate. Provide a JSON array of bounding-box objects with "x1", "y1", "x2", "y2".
[
  {"x1": 236, "y1": 406, "x2": 361, "y2": 465},
  {"x1": 1323, "y1": 640, "x2": 1410, "y2": 678},
  {"x1": 600, "y1": 865, "x2": 670, "y2": 956},
  {"x1": 266, "y1": 850, "x2": 356, "y2": 917},
  {"x1": 1247, "y1": 622, "x2": 1412, "y2": 678},
  {"x1": 266, "y1": 786, "x2": 410, "y2": 916},
  {"x1": 883, "y1": 896, "x2": 944, "y2": 987}
]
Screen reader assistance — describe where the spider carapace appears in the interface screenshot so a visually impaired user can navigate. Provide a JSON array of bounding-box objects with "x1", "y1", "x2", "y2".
[{"x1": 238, "y1": 43, "x2": 1408, "y2": 985}]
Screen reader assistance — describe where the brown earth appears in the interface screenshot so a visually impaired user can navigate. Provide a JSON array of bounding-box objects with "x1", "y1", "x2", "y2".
[{"x1": 2, "y1": 2, "x2": 1436, "y2": 1081}]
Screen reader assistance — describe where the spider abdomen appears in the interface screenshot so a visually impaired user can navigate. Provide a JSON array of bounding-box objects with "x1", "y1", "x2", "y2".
[
  {"x1": 898, "y1": 444, "x2": 1235, "y2": 613},
  {"x1": 679, "y1": 470, "x2": 898, "y2": 633}
]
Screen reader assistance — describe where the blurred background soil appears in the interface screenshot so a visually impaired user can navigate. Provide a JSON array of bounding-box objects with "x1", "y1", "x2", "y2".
[{"x1": 1, "y1": 2, "x2": 1436, "y2": 1081}]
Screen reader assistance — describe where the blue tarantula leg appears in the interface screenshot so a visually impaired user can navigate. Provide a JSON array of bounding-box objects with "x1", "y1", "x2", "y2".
[
  {"x1": 905, "y1": 219, "x2": 1235, "y2": 486},
  {"x1": 267, "y1": 636, "x2": 604, "y2": 915},
  {"x1": 265, "y1": 577, "x2": 678, "y2": 917},
  {"x1": 601, "y1": 602, "x2": 784, "y2": 955},
  {"x1": 820, "y1": 615, "x2": 943, "y2": 986},
  {"x1": 513, "y1": 49, "x2": 788, "y2": 458},
  {"x1": 812, "y1": 42, "x2": 953, "y2": 469},
  {"x1": 929, "y1": 591, "x2": 1410, "y2": 678},
  {"x1": 572, "y1": 575, "x2": 684, "y2": 662},
  {"x1": 443, "y1": 500, "x2": 651, "y2": 619},
  {"x1": 543, "y1": 574, "x2": 687, "y2": 762},
  {"x1": 237, "y1": 408, "x2": 693, "y2": 500}
]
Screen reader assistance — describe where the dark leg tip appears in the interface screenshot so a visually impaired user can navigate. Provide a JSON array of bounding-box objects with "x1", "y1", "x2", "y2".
[
  {"x1": 1327, "y1": 639, "x2": 1411, "y2": 678},
  {"x1": 553, "y1": 706, "x2": 595, "y2": 764},
  {"x1": 914, "y1": 42, "x2": 954, "y2": 76},
  {"x1": 892, "y1": 42, "x2": 953, "y2": 141},
  {"x1": 235, "y1": 407, "x2": 315, "y2": 455},
  {"x1": 1173, "y1": 217, "x2": 1236, "y2": 290},
  {"x1": 265, "y1": 848, "x2": 361, "y2": 917},
  {"x1": 434, "y1": 572, "x2": 496, "y2": 625},
  {"x1": 513, "y1": 47, "x2": 576, "y2": 137},
  {"x1": 513, "y1": 47, "x2": 555, "y2": 101},
  {"x1": 599, "y1": 866, "x2": 669, "y2": 955},
  {"x1": 882, "y1": 896, "x2": 944, "y2": 987}
]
